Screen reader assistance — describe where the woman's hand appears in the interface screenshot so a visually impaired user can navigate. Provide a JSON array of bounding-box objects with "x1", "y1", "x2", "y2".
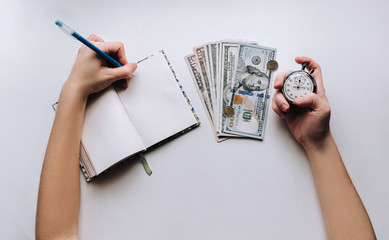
[
  {"x1": 272, "y1": 56, "x2": 331, "y2": 151},
  {"x1": 61, "y1": 34, "x2": 137, "y2": 101}
]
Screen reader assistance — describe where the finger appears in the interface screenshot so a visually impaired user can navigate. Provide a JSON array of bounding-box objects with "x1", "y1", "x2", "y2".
[
  {"x1": 103, "y1": 63, "x2": 137, "y2": 84},
  {"x1": 295, "y1": 56, "x2": 321, "y2": 72},
  {"x1": 87, "y1": 34, "x2": 104, "y2": 42},
  {"x1": 273, "y1": 91, "x2": 290, "y2": 113},
  {"x1": 113, "y1": 78, "x2": 130, "y2": 88},
  {"x1": 295, "y1": 56, "x2": 325, "y2": 95},
  {"x1": 122, "y1": 78, "x2": 130, "y2": 88},
  {"x1": 96, "y1": 41, "x2": 129, "y2": 66},
  {"x1": 272, "y1": 97, "x2": 286, "y2": 118},
  {"x1": 274, "y1": 70, "x2": 292, "y2": 89},
  {"x1": 121, "y1": 78, "x2": 129, "y2": 88},
  {"x1": 294, "y1": 93, "x2": 322, "y2": 110}
]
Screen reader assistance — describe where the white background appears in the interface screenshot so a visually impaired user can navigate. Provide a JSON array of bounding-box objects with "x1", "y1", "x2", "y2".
[{"x1": 1, "y1": 0, "x2": 388, "y2": 239}]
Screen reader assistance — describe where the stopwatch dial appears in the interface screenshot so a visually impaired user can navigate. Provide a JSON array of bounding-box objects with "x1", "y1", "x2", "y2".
[
  {"x1": 283, "y1": 72, "x2": 314, "y2": 102},
  {"x1": 294, "y1": 76, "x2": 306, "y2": 86}
]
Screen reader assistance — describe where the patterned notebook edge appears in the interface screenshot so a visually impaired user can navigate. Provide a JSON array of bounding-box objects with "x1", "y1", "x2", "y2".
[{"x1": 159, "y1": 49, "x2": 200, "y2": 124}]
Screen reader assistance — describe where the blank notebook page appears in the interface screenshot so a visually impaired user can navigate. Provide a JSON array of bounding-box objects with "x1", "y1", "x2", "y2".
[
  {"x1": 116, "y1": 52, "x2": 197, "y2": 148},
  {"x1": 82, "y1": 87, "x2": 146, "y2": 174}
]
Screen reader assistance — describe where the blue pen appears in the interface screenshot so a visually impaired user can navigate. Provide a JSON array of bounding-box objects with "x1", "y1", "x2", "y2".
[{"x1": 55, "y1": 20, "x2": 123, "y2": 67}]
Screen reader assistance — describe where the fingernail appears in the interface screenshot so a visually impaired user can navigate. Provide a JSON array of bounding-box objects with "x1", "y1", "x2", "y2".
[
  {"x1": 281, "y1": 103, "x2": 288, "y2": 112},
  {"x1": 121, "y1": 79, "x2": 129, "y2": 88}
]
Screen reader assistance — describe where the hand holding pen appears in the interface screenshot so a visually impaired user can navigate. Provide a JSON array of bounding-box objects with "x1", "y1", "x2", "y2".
[{"x1": 55, "y1": 20, "x2": 136, "y2": 96}]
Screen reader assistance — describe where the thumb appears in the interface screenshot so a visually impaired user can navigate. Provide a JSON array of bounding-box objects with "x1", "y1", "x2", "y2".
[
  {"x1": 294, "y1": 93, "x2": 321, "y2": 110},
  {"x1": 103, "y1": 63, "x2": 137, "y2": 84}
]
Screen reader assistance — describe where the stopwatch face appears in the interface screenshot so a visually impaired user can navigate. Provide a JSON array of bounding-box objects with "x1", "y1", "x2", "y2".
[
  {"x1": 282, "y1": 71, "x2": 317, "y2": 103},
  {"x1": 294, "y1": 75, "x2": 306, "y2": 86}
]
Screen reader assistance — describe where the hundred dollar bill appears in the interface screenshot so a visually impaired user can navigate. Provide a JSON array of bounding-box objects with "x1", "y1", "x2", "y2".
[
  {"x1": 214, "y1": 42, "x2": 222, "y2": 130},
  {"x1": 194, "y1": 46, "x2": 213, "y2": 112},
  {"x1": 204, "y1": 44, "x2": 217, "y2": 114},
  {"x1": 185, "y1": 54, "x2": 228, "y2": 142},
  {"x1": 218, "y1": 42, "x2": 240, "y2": 136},
  {"x1": 216, "y1": 40, "x2": 258, "y2": 134},
  {"x1": 223, "y1": 44, "x2": 277, "y2": 139},
  {"x1": 206, "y1": 42, "x2": 219, "y2": 128}
]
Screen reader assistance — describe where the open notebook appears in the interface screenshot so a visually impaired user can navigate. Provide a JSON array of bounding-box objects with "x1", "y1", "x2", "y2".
[{"x1": 70, "y1": 51, "x2": 200, "y2": 180}]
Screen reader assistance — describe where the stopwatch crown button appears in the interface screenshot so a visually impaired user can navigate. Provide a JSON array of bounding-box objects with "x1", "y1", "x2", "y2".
[{"x1": 302, "y1": 62, "x2": 307, "y2": 71}]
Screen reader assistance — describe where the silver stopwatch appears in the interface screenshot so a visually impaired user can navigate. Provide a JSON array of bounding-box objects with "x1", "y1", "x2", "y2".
[{"x1": 282, "y1": 62, "x2": 317, "y2": 103}]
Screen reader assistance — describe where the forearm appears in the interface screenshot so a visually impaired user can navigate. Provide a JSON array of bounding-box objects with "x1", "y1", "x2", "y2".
[
  {"x1": 36, "y1": 88, "x2": 86, "y2": 240},
  {"x1": 305, "y1": 134, "x2": 376, "y2": 240}
]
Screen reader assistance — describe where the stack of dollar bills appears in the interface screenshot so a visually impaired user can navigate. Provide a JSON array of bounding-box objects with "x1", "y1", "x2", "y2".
[{"x1": 185, "y1": 40, "x2": 277, "y2": 142}]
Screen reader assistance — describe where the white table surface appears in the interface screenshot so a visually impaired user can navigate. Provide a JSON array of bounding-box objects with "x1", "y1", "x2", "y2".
[{"x1": 1, "y1": 0, "x2": 388, "y2": 239}]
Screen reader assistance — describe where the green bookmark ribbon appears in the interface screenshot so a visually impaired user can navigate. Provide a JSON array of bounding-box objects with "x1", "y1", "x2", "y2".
[{"x1": 139, "y1": 153, "x2": 152, "y2": 176}]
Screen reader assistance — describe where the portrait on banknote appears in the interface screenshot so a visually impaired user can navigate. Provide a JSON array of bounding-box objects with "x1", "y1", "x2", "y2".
[{"x1": 233, "y1": 57, "x2": 269, "y2": 92}]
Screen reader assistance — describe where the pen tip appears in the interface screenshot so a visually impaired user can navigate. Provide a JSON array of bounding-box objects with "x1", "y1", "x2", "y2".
[{"x1": 55, "y1": 20, "x2": 63, "y2": 27}]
